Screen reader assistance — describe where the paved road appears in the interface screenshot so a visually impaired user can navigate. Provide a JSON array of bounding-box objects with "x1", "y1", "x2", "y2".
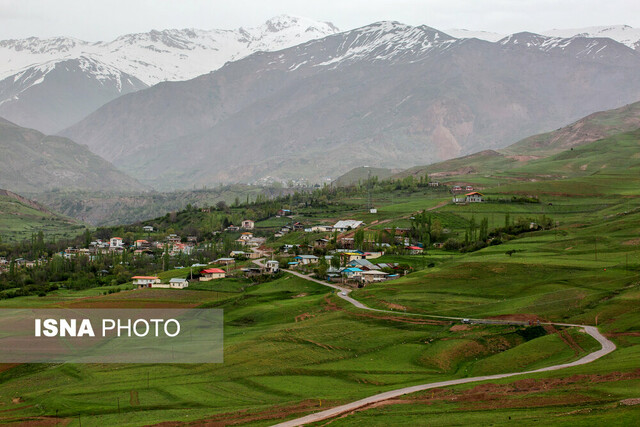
[{"x1": 252, "y1": 260, "x2": 616, "y2": 426}]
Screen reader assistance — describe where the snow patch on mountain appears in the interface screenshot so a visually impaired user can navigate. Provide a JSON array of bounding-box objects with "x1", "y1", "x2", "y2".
[
  {"x1": 443, "y1": 28, "x2": 505, "y2": 42},
  {"x1": 543, "y1": 25, "x2": 640, "y2": 50},
  {"x1": 0, "y1": 15, "x2": 340, "y2": 85},
  {"x1": 278, "y1": 21, "x2": 459, "y2": 71}
]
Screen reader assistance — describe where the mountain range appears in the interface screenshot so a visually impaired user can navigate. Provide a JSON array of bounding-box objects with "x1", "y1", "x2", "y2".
[
  {"x1": 0, "y1": 16, "x2": 340, "y2": 133},
  {"x1": 446, "y1": 24, "x2": 640, "y2": 50},
  {"x1": 0, "y1": 117, "x2": 145, "y2": 193},
  {"x1": 59, "y1": 21, "x2": 640, "y2": 190},
  {"x1": 3, "y1": 18, "x2": 640, "y2": 193}
]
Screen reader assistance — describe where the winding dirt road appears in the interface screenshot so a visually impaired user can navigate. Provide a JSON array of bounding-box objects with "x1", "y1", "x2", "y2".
[{"x1": 253, "y1": 260, "x2": 616, "y2": 426}]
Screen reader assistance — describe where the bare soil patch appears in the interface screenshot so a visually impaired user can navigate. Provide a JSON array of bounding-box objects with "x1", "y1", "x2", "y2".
[{"x1": 450, "y1": 324, "x2": 472, "y2": 332}]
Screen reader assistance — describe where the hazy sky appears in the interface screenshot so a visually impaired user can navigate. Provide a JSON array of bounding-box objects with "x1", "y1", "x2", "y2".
[{"x1": 1, "y1": 0, "x2": 640, "y2": 41}]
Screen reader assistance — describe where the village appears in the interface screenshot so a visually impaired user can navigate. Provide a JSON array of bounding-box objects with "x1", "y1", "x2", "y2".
[{"x1": 0, "y1": 181, "x2": 494, "y2": 294}]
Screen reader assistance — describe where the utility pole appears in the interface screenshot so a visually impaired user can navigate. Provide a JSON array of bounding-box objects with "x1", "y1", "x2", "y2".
[{"x1": 367, "y1": 168, "x2": 372, "y2": 212}]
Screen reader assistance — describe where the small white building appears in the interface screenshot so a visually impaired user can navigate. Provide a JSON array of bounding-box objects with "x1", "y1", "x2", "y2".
[
  {"x1": 242, "y1": 219, "x2": 255, "y2": 230},
  {"x1": 265, "y1": 260, "x2": 280, "y2": 273},
  {"x1": 169, "y1": 278, "x2": 189, "y2": 289},
  {"x1": 142, "y1": 225, "x2": 154, "y2": 232},
  {"x1": 200, "y1": 268, "x2": 226, "y2": 281}
]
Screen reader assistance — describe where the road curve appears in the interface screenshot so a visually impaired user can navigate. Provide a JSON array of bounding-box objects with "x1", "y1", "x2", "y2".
[{"x1": 253, "y1": 260, "x2": 616, "y2": 427}]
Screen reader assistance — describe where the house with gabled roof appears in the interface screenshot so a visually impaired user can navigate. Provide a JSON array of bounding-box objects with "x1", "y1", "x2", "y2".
[
  {"x1": 294, "y1": 255, "x2": 319, "y2": 265},
  {"x1": 333, "y1": 220, "x2": 364, "y2": 232},
  {"x1": 200, "y1": 268, "x2": 226, "y2": 281},
  {"x1": 465, "y1": 192, "x2": 484, "y2": 203}
]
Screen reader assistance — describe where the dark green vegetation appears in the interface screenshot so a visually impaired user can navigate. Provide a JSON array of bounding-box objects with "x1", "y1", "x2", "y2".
[
  {"x1": 0, "y1": 117, "x2": 144, "y2": 193},
  {"x1": 0, "y1": 189, "x2": 85, "y2": 243}
]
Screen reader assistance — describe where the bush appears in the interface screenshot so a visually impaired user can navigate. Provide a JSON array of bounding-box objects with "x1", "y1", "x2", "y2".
[{"x1": 443, "y1": 238, "x2": 462, "y2": 251}]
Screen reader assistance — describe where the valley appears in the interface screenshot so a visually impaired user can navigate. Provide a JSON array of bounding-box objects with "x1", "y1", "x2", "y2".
[{"x1": 1, "y1": 9, "x2": 640, "y2": 426}]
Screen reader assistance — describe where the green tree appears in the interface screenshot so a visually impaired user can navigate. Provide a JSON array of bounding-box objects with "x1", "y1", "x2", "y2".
[{"x1": 316, "y1": 256, "x2": 328, "y2": 278}]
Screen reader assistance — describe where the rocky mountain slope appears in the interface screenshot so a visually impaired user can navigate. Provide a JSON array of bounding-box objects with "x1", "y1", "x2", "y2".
[
  {"x1": 398, "y1": 100, "x2": 640, "y2": 179},
  {"x1": 61, "y1": 21, "x2": 640, "y2": 190},
  {"x1": 0, "y1": 117, "x2": 146, "y2": 193}
]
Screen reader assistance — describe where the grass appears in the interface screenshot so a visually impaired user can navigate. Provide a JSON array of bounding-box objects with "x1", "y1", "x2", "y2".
[
  {"x1": 0, "y1": 193, "x2": 86, "y2": 243},
  {"x1": 0, "y1": 273, "x2": 596, "y2": 426}
]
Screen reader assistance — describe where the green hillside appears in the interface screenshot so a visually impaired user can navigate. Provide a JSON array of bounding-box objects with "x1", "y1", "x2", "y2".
[
  {"x1": 0, "y1": 189, "x2": 86, "y2": 242},
  {"x1": 334, "y1": 166, "x2": 396, "y2": 186}
]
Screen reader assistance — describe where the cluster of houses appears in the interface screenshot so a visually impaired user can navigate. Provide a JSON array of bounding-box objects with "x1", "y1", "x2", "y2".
[
  {"x1": 285, "y1": 251, "x2": 403, "y2": 284},
  {"x1": 224, "y1": 219, "x2": 256, "y2": 233},
  {"x1": 132, "y1": 276, "x2": 190, "y2": 289},
  {"x1": 132, "y1": 258, "x2": 281, "y2": 289},
  {"x1": 0, "y1": 256, "x2": 43, "y2": 272},
  {"x1": 59, "y1": 232, "x2": 200, "y2": 261},
  {"x1": 236, "y1": 231, "x2": 266, "y2": 248}
]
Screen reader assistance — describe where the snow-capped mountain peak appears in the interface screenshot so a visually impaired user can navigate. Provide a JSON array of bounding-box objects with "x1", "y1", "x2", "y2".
[{"x1": 0, "y1": 15, "x2": 340, "y2": 85}]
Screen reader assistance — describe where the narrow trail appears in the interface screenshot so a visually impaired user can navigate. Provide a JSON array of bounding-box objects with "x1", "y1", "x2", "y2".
[{"x1": 252, "y1": 259, "x2": 616, "y2": 427}]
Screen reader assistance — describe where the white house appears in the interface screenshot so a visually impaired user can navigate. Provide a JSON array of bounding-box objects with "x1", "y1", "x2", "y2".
[
  {"x1": 133, "y1": 276, "x2": 160, "y2": 288},
  {"x1": 200, "y1": 268, "x2": 226, "y2": 281},
  {"x1": 360, "y1": 270, "x2": 390, "y2": 283},
  {"x1": 294, "y1": 255, "x2": 319, "y2": 265},
  {"x1": 169, "y1": 278, "x2": 189, "y2": 288},
  {"x1": 142, "y1": 225, "x2": 154, "y2": 232},
  {"x1": 242, "y1": 219, "x2": 255, "y2": 230},
  {"x1": 237, "y1": 232, "x2": 253, "y2": 244},
  {"x1": 333, "y1": 220, "x2": 365, "y2": 232},
  {"x1": 465, "y1": 192, "x2": 484, "y2": 203},
  {"x1": 110, "y1": 237, "x2": 123, "y2": 248},
  {"x1": 265, "y1": 260, "x2": 280, "y2": 273}
]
